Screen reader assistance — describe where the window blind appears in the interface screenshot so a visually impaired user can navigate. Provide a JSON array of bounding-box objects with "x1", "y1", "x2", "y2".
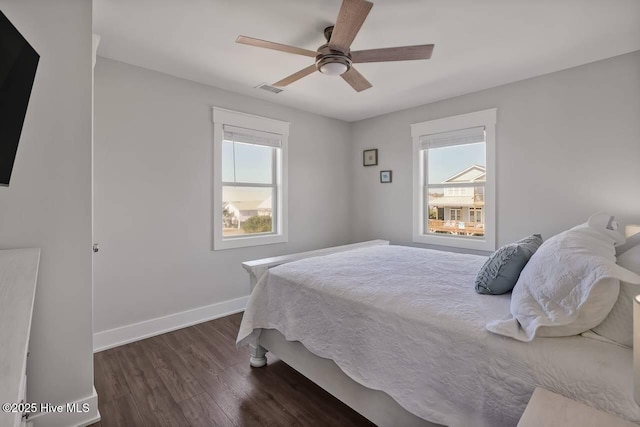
[
  {"x1": 419, "y1": 126, "x2": 485, "y2": 150},
  {"x1": 223, "y1": 124, "x2": 282, "y2": 148}
]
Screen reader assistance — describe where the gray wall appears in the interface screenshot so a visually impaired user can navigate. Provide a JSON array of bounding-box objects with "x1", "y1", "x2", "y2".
[
  {"x1": 350, "y1": 51, "x2": 640, "y2": 252},
  {"x1": 94, "y1": 50, "x2": 640, "y2": 340},
  {"x1": 93, "y1": 58, "x2": 353, "y2": 333},
  {"x1": 0, "y1": 0, "x2": 94, "y2": 411}
]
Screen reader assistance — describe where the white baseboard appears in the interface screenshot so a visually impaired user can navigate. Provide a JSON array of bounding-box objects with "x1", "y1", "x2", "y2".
[
  {"x1": 93, "y1": 295, "x2": 249, "y2": 352},
  {"x1": 29, "y1": 387, "x2": 100, "y2": 427}
]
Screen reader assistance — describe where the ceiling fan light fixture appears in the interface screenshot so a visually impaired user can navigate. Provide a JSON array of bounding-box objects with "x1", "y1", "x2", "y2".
[
  {"x1": 316, "y1": 54, "x2": 352, "y2": 76},
  {"x1": 319, "y1": 62, "x2": 348, "y2": 75}
]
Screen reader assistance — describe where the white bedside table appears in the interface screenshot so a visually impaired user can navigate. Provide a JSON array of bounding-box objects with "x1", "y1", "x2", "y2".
[{"x1": 518, "y1": 388, "x2": 638, "y2": 427}]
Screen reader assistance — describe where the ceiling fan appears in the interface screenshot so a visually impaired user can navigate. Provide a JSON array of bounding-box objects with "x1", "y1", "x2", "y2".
[{"x1": 236, "y1": 0, "x2": 434, "y2": 92}]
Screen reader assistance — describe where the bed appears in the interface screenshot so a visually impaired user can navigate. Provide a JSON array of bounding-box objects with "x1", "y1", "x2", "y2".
[{"x1": 237, "y1": 240, "x2": 640, "y2": 427}]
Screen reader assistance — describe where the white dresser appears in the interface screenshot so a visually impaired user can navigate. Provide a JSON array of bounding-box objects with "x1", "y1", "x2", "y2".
[{"x1": 0, "y1": 249, "x2": 40, "y2": 427}]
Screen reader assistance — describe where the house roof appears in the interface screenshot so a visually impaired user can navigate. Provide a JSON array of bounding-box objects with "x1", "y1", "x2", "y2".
[
  {"x1": 442, "y1": 164, "x2": 486, "y2": 183},
  {"x1": 257, "y1": 196, "x2": 272, "y2": 210},
  {"x1": 224, "y1": 197, "x2": 272, "y2": 211},
  {"x1": 428, "y1": 195, "x2": 484, "y2": 208},
  {"x1": 224, "y1": 201, "x2": 261, "y2": 211}
]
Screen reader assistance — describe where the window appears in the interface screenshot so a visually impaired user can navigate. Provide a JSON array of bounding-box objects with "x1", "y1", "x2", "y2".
[
  {"x1": 213, "y1": 108, "x2": 289, "y2": 250},
  {"x1": 470, "y1": 208, "x2": 482, "y2": 224},
  {"x1": 411, "y1": 109, "x2": 496, "y2": 251},
  {"x1": 469, "y1": 208, "x2": 484, "y2": 224}
]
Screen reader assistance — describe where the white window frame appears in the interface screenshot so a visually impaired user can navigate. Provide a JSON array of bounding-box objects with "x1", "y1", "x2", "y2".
[
  {"x1": 212, "y1": 107, "x2": 289, "y2": 250},
  {"x1": 411, "y1": 108, "x2": 496, "y2": 251}
]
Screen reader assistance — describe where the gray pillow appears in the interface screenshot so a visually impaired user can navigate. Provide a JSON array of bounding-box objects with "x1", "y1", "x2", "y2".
[{"x1": 475, "y1": 234, "x2": 543, "y2": 295}]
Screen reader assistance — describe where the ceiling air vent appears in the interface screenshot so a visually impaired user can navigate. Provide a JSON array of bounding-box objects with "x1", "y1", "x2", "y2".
[{"x1": 255, "y1": 83, "x2": 283, "y2": 94}]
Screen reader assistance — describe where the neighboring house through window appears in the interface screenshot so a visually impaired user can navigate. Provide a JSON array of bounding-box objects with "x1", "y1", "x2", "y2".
[
  {"x1": 213, "y1": 108, "x2": 289, "y2": 250},
  {"x1": 411, "y1": 109, "x2": 496, "y2": 251}
]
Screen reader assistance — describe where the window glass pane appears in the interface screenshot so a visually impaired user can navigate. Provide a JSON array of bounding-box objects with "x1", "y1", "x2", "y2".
[
  {"x1": 425, "y1": 185, "x2": 485, "y2": 237},
  {"x1": 222, "y1": 141, "x2": 235, "y2": 182},
  {"x1": 222, "y1": 186, "x2": 274, "y2": 237},
  {"x1": 427, "y1": 142, "x2": 485, "y2": 184},
  {"x1": 222, "y1": 140, "x2": 274, "y2": 184}
]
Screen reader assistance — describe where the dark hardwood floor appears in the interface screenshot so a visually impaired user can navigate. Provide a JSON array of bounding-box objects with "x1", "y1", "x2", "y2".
[{"x1": 91, "y1": 313, "x2": 375, "y2": 427}]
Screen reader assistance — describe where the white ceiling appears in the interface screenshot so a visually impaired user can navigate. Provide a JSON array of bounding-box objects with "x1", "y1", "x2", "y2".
[{"x1": 93, "y1": 0, "x2": 640, "y2": 122}]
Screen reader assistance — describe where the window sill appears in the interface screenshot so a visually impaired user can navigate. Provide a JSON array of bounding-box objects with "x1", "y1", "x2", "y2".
[
  {"x1": 412, "y1": 233, "x2": 495, "y2": 251},
  {"x1": 213, "y1": 233, "x2": 288, "y2": 250}
]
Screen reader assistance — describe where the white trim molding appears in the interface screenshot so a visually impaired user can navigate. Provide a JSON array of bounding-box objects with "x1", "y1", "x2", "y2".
[
  {"x1": 93, "y1": 296, "x2": 249, "y2": 352},
  {"x1": 411, "y1": 108, "x2": 497, "y2": 252},
  {"x1": 212, "y1": 107, "x2": 289, "y2": 250},
  {"x1": 28, "y1": 387, "x2": 100, "y2": 427}
]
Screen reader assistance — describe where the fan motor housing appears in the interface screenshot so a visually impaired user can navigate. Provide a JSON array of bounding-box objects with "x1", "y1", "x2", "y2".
[{"x1": 315, "y1": 43, "x2": 352, "y2": 74}]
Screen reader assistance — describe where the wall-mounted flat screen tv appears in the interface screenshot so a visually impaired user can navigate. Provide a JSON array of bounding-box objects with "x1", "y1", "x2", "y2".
[{"x1": 0, "y1": 10, "x2": 39, "y2": 186}]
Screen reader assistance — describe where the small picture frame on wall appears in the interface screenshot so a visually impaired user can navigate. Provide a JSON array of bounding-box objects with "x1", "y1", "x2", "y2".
[
  {"x1": 363, "y1": 149, "x2": 378, "y2": 166},
  {"x1": 380, "y1": 170, "x2": 392, "y2": 183}
]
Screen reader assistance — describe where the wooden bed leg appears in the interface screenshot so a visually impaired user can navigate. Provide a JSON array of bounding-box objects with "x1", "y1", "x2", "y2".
[{"x1": 249, "y1": 343, "x2": 267, "y2": 368}]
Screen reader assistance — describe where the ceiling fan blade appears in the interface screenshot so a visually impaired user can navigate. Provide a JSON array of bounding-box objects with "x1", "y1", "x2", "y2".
[
  {"x1": 328, "y1": 0, "x2": 373, "y2": 53},
  {"x1": 341, "y1": 67, "x2": 372, "y2": 92},
  {"x1": 352, "y1": 44, "x2": 434, "y2": 63},
  {"x1": 236, "y1": 35, "x2": 317, "y2": 58},
  {"x1": 273, "y1": 64, "x2": 317, "y2": 87}
]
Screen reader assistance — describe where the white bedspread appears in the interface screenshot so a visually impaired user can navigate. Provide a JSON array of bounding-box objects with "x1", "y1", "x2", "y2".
[{"x1": 237, "y1": 245, "x2": 640, "y2": 427}]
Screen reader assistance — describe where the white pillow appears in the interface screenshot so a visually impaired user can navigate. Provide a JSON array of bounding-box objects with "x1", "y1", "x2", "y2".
[
  {"x1": 591, "y1": 243, "x2": 640, "y2": 347},
  {"x1": 487, "y1": 214, "x2": 640, "y2": 341}
]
